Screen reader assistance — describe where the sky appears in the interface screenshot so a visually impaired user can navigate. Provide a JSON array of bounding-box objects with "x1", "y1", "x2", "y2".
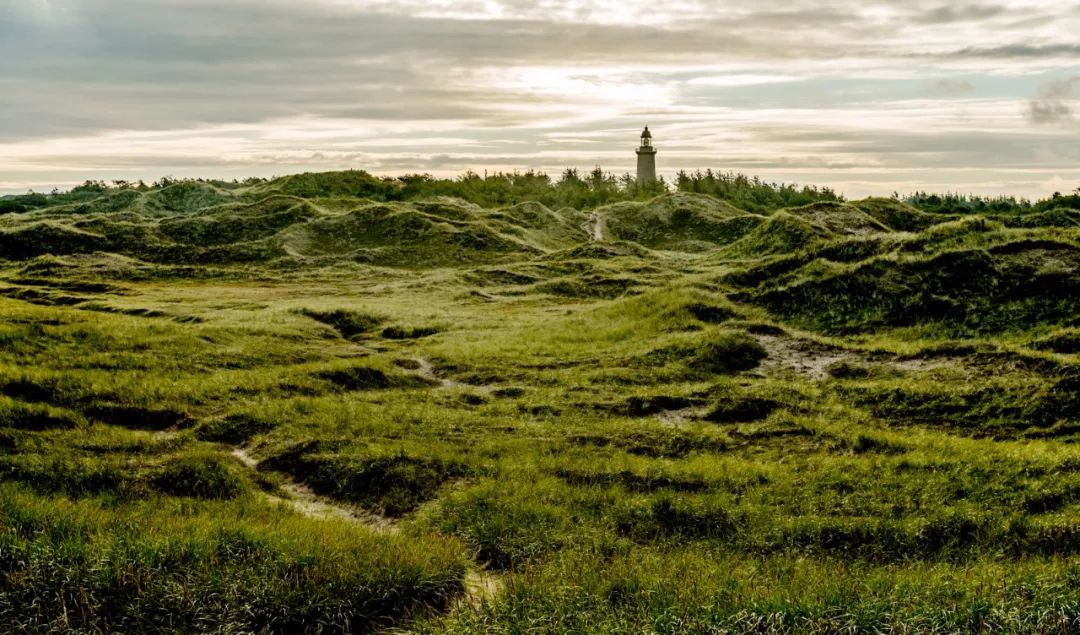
[{"x1": 1, "y1": 0, "x2": 1079, "y2": 198}]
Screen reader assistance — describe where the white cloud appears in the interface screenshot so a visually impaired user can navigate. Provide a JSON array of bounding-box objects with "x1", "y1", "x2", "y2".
[
  {"x1": 1, "y1": 0, "x2": 1079, "y2": 197},
  {"x1": 686, "y1": 75, "x2": 804, "y2": 87}
]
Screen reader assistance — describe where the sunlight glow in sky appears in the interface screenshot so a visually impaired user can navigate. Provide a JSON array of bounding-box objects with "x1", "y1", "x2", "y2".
[{"x1": 1, "y1": 0, "x2": 1078, "y2": 197}]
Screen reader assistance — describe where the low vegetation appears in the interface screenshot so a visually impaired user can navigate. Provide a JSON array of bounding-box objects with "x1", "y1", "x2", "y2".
[{"x1": 0, "y1": 170, "x2": 1078, "y2": 632}]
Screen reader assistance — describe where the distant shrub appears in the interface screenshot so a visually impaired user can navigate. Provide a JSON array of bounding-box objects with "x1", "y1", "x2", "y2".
[
  {"x1": 903, "y1": 191, "x2": 1033, "y2": 215},
  {"x1": 674, "y1": 169, "x2": 841, "y2": 213},
  {"x1": 71, "y1": 180, "x2": 109, "y2": 195},
  {"x1": 0, "y1": 200, "x2": 24, "y2": 214},
  {"x1": 0, "y1": 193, "x2": 50, "y2": 214}
]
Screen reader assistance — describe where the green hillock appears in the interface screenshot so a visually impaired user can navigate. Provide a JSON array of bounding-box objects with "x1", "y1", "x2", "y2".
[
  {"x1": 743, "y1": 238, "x2": 1080, "y2": 334},
  {"x1": 1000, "y1": 207, "x2": 1080, "y2": 229},
  {"x1": 73, "y1": 188, "x2": 147, "y2": 215},
  {"x1": 783, "y1": 201, "x2": 891, "y2": 235},
  {"x1": 251, "y1": 169, "x2": 396, "y2": 199},
  {"x1": 0, "y1": 222, "x2": 110, "y2": 259},
  {"x1": 543, "y1": 240, "x2": 652, "y2": 261},
  {"x1": 854, "y1": 197, "x2": 948, "y2": 231},
  {"x1": 3, "y1": 174, "x2": 1078, "y2": 321},
  {"x1": 143, "y1": 181, "x2": 234, "y2": 213},
  {"x1": 481, "y1": 201, "x2": 588, "y2": 251},
  {"x1": 598, "y1": 193, "x2": 762, "y2": 251},
  {"x1": 720, "y1": 211, "x2": 824, "y2": 258},
  {"x1": 280, "y1": 201, "x2": 542, "y2": 266},
  {"x1": 158, "y1": 197, "x2": 318, "y2": 246},
  {"x1": 0, "y1": 187, "x2": 592, "y2": 267}
]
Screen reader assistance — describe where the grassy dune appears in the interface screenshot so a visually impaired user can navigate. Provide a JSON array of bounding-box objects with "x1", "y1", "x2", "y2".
[{"x1": 1, "y1": 173, "x2": 1079, "y2": 632}]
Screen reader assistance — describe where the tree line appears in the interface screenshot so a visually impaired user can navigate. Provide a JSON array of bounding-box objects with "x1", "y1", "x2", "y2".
[
  {"x1": 901, "y1": 190, "x2": 1080, "y2": 215},
  {"x1": 3, "y1": 169, "x2": 1078, "y2": 215}
]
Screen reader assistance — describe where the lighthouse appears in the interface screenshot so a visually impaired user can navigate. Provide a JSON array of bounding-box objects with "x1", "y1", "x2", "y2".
[{"x1": 635, "y1": 126, "x2": 657, "y2": 184}]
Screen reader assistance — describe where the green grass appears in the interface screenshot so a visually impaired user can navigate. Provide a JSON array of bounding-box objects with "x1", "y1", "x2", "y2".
[
  {"x1": 0, "y1": 172, "x2": 1078, "y2": 632},
  {"x1": 0, "y1": 484, "x2": 467, "y2": 633}
]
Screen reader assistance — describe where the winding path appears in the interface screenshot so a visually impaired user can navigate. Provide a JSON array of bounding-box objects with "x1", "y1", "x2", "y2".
[
  {"x1": 407, "y1": 357, "x2": 499, "y2": 397},
  {"x1": 125, "y1": 355, "x2": 523, "y2": 613},
  {"x1": 412, "y1": 357, "x2": 469, "y2": 389},
  {"x1": 231, "y1": 448, "x2": 398, "y2": 531},
  {"x1": 228, "y1": 369, "x2": 503, "y2": 610}
]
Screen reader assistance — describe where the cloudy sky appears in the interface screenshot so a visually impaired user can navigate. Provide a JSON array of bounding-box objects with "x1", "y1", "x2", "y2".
[{"x1": 1, "y1": 0, "x2": 1079, "y2": 198}]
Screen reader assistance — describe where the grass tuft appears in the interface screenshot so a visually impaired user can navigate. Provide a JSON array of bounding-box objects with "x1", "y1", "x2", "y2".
[
  {"x1": 300, "y1": 308, "x2": 385, "y2": 339},
  {"x1": 151, "y1": 454, "x2": 245, "y2": 499},
  {"x1": 690, "y1": 331, "x2": 768, "y2": 373}
]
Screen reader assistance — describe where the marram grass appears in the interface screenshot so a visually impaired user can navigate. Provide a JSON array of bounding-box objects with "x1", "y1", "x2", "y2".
[{"x1": 0, "y1": 173, "x2": 1078, "y2": 632}]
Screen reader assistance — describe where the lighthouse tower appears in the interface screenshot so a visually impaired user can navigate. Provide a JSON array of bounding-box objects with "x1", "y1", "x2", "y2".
[{"x1": 635, "y1": 126, "x2": 657, "y2": 184}]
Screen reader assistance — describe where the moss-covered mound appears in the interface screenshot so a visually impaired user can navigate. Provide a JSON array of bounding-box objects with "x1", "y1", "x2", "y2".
[
  {"x1": 783, "y1": 201, "x2": 890, "y2": 236},
  {"x1": 720, "y1": 212, "x2": 825, "y2": 258},
  {"x1": 598, "y1": 193, "x2": 763, "y2": 251},
  {"x1": 854, "y1": 198, "x2": 948, "y2": 232},
  {"x1": 280, "y1": 202, "x2": 542, "y2": 266},
  {"x1": 742, "y1": 239, "x2": 1080, "y2": 334}
]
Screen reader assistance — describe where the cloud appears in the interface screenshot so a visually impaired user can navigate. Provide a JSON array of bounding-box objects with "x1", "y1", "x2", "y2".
[
  {"x1": 1, "y1": 0, "x2": 1080, "y2": 196},
  {"x1": 687, "y1": 75, "x2": 803, "y2": 88},
  {"x1": 1026, "y1": 76, "x2": 1079, "y2": 125},
  {"x1": 913, "y1": 3, "x2": 1006, "y2": 25},
  {"x1": 942, "y1": 44, "x2": 1080, "y2": 59},
  {"x1": 927, "y1": 78, "x2": 977, "y2": 96}
]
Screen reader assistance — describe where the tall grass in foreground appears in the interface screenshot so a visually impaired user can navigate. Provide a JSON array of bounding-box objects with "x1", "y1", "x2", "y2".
[
  {"x1": 0, "y1": 484, "x2": 467, "y2": 633},
  {"x1": 417, "y1": 546, "x2": 1080, "y2": 634}
]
